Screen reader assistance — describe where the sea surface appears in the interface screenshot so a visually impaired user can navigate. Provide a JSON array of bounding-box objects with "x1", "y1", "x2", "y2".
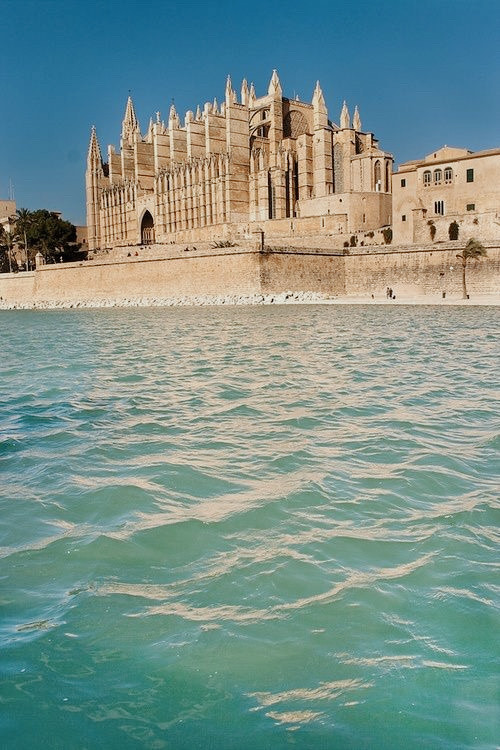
[{"x1": 0, "y1": 305, "x2": 499, "y2": 750}]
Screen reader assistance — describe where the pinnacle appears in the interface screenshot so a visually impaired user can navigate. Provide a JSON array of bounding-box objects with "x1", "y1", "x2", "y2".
[
  {"x1": 312, "y1": 80, "x2": 326, "y2": 109},
  {"x1": 353, "y1": 105, "x2": 361, "y2": 131},
  {"x1": 87, "y1": 125, "x2": 103, "y2": 167},
  {"x1": 340, "y1": 100, "x2": 351, "y2": 129},
  {"x1": 268, "y1": 69, "x2": 282, "y2": 95}
]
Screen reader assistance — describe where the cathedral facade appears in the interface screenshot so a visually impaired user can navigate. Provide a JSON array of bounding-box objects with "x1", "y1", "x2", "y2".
[{"x1": 86, "y1": 71, "x2": 393, "y2": 250}]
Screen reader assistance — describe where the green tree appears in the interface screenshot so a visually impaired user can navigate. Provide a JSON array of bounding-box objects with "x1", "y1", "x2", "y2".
[
  {"x1": 0, "y1": 221, "x2": 19, "y2": 273},
  {"x1": 24, "y1": 210, "x2": 80, "y2": 263},
  {"x1": 15, "y1": 208, "x2": 32, "y2": 270},
  {"x1": 456, "y1": 238, "x2": 487, "y2": 299}
]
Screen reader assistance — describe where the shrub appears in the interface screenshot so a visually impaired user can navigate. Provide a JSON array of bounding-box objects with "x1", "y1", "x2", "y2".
[
  {"x1": 349, "y1": 235, "x2": 357, "y2": 247},
  {"x1": 449, "y1": 221, "x2": 459, "y2": 241},
  {"x1": 211, "y1": 240, "x2": 237, "y2": 248},
  {"x1": 343, "y1": 241, "x2": 349, "y2": 248},
  {"x1": 427, "y1": 220, "x2": 436, "y2": 241},
  {"x1": 382, "y1": 227, "x2": 393, "y2": 245}
]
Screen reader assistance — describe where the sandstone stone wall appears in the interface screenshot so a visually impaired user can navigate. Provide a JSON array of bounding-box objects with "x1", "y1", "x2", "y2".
[
  {"x1": 343, "y1": 245, "x2": 500, "y2": 298},
  {"x1": 0, "y1": 244, "x2": 498, "y2": 305},
  {"x1": 0, "y1": 271, "x2": 36, "y2": 302},
  {"x1": 260, "y1": 251, "x2": 344, "y2": 295},
  {"x1": 31, "y1": 250, "x2": 261, "y2": 302}
]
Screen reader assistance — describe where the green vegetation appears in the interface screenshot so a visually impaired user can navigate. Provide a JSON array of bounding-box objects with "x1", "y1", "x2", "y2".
[
  {"x1": 211, "y1": 240, "x2": 237, "y2": 248},
  {"x1": 382, "y1": 227, "x2": 392, "y2": 245},
  {"x1": 0, "y1": 209, "x2": 81, "y2": 272},
  {"x1": 427, "y1": 220, "x2": 436, "y2": 241},
  {"x1": 0, "y1": 222, "x2": 17, "y2": 273},
  {"x1": 448, "y1": 221, "x2": 459, "y2": 241},
  {"x1": 456, "y1": 238, "x2": 487, "y2": 299}
]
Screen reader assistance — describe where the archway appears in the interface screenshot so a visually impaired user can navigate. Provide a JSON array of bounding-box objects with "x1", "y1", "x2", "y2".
[{"x1": 141, "y1": 211, "x2": 155, "y2": 244}]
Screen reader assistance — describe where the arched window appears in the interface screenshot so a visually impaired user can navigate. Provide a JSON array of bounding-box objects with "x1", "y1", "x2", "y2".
[
  {"x1": 385, "y1": 161, "x2": 391, "y2": 193},
  {"x1": 434, "y1": 169, "x2": 442, "y2": 185},
  {"x1": 374, "y1": 160, "x2": 382, "y2": 192},
  {"x1": 423, "y1": 170, "x2": 431, "y2": 186},
  {"x1": 141, "y1": 211, "x2": 155, "y2": 244},
  {"x1": 444, "y1": 166, "x2": 453, "y2": 184}
]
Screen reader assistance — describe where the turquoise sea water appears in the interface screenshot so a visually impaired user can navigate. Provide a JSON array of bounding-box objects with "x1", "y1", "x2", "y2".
[{"x1": 0, "y1": 305, "x2": 499, "y2": 750}]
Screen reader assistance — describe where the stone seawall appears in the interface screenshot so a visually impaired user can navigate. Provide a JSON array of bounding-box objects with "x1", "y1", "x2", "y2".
[
  {"x1": 0, "y1": 243, "x2": 498, "y2": 306},
  {"x1": 343, "y1": 244, "x2": 500, "y2": 298}
]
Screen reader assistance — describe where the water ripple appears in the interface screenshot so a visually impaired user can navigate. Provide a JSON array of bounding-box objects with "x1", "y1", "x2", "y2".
[{"x1": 0, "y1": 305, "x2": 499, "y2": 750}]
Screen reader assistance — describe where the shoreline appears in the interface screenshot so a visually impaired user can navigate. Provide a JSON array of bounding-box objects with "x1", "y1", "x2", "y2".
[{"x1": 1, "y1": 291, "x2": 498, "y2": 310}]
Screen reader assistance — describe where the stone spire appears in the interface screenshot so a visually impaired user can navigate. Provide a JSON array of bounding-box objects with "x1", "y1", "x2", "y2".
[
  {"x1": 353, "y1": 105, "x2": 361, "y2": 131},
  {"x1": 249, "y1": 82, "x2": 256, "y2": 106},
  {"x1": 121, "y1": 95, "x2": 140, "y2": 141},
  {"x1": 340, "y1": 100, "x2": 351, "y2": 129},
  {"x1": 312, "y1": 81, "x2": 328, "y2": 129},
  {"x1": 268, "y1": 69, "x2": 282, "y2": 97},
  {"x1": 241, "y1": 78, "x2": 249, "y2": 106},
  {"x1": 312, "y1": 81, "x2": 326, "y2": 110},
  {"x1": 213, "y1": 97, "x2": 219, "y2": 114},
  {"x1": 225, "y1": 75, "x2": 233, "y2": 102},
  {"x1": 87, "y1": 125, "x2": 102, "y2": 165},
  {"x1": 169, "y1": 102, "x2": 180, "y2": 129},
  {"x1": 195, "y1": 104, "x2": 201, "y2": 120}
]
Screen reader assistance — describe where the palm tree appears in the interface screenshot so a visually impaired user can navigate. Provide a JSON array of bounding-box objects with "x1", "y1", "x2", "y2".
[
  {"x1": 456, "y1": 238, "x2": 487, "y2": 299},
  {"x1": 15, "y1": 208, "x2": 32, "y2": 271},
  {"x1": 0, "y1": 221, "x2": 17, "y2": 273}
]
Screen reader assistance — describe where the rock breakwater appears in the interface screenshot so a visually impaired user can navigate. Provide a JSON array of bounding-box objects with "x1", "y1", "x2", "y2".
[{"x1": 0, "y1": 291, "x2": 334, "y2": 310}]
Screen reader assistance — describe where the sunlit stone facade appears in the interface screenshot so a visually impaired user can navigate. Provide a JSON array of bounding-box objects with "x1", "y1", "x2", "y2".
[{"x1": 86, "y1": 71, "x2": 393, "y2": 251}]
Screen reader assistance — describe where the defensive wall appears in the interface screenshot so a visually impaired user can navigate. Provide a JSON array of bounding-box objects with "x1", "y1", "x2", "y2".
[{"x1": 0, "y1": 243, "x2": 498, "y2": 305}]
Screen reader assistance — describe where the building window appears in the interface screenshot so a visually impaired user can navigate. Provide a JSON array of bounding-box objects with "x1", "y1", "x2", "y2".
[
  {"x1": 402, "y1": 215, "x2": 406, "y2": 222},
  {"x1": 423, "y1": 170, "x2": 431, "y2": 186},
  {"x1": 467, "y1": 204, "x2": 475, "y2": 211},
  {"x1": 434, "y1": 169, "x2": 442, "y2": 185},
  {"x1": 434, "y1": 200, "x2": 445, "y2": 215},
  {"x1": 401, "y1": 178, "x2": 406, "y2": 187},
  {"x1": 444, "y1": 167, "x2": 453, "y2": 184},
  {"x1": 466, "y1": 168, "x2": 474, "y2": 182}
]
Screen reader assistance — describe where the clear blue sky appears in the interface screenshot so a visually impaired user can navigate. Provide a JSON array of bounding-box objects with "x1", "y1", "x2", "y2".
[{"x1": 1, "y1": 0, "x2": 499, "y2": 226}]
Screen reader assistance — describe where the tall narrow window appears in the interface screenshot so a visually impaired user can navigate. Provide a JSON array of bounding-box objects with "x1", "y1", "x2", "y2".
[
  {"x1": 434, "y1": 200, "x2": 445, "y2": 215},
  {"x1": 293, "y1": 160, "x2": 299, "y2": 203},
  {"x1": 374, "y1": 160, "x2": 381, "y2": 192},
  {"x1": 444, "y1": 167, "x2": 453, "y2": 184},
  {"x1": 285, "y1": 168, "x2": 291, "y2": 218},
  {"x1": 268, "y1": 172, "x2": 276, "y2": 219},
  {"x1": 434, "y1": 169, "x2": 442, "y2": 185},
  {"x1": 466, "y1": 168, "x2": 474, "y2": 182},
  {"x1": 423, "y1": 171, "x2": 431, "y2": 186}
]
